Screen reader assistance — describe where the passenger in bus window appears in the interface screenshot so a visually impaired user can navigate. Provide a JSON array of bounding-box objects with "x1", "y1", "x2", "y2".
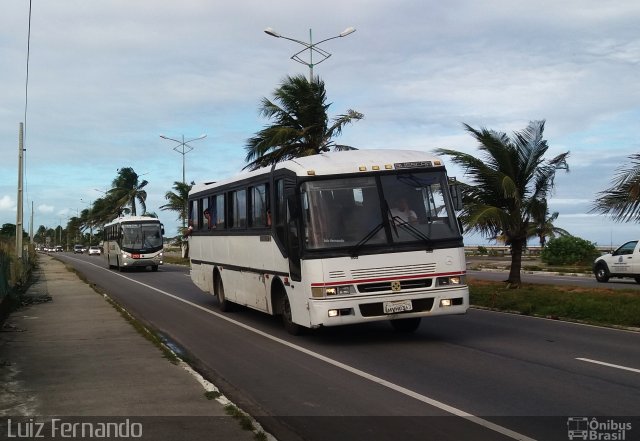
[
  {"x1": 204, "y1": 208, "x2": 213, "y2": 229},
  {"x1": 390, "y1": 196, "x2": 418, "y2": 224},
  {"x1": 183, "y1": 220, "x2": 194, "y2": 238}
]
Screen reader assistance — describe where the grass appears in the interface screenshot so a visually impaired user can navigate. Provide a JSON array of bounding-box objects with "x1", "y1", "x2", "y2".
[
  {"x1": 469, "y1": 277, "x2": 640, "y2": 329},
  {"x1": 162, "y1": 255, "x2": 189, "y2": 266}
]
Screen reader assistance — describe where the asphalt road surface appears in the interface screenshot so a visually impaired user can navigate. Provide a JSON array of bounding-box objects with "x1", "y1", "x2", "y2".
[{"x1": 55, "y1": 253, "x2": 640, "y2": 441}]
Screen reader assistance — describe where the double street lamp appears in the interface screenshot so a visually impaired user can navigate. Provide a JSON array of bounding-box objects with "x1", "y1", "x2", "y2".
[
  {"x1": 160, "y1": 134, "x2": 207, "y2": 185},
  {"x1": 264, "y1": 27, "x2": 356, "y2": 81},
  {"x1": 160, "y1": 134, "x2": 207, "y2": 232}
]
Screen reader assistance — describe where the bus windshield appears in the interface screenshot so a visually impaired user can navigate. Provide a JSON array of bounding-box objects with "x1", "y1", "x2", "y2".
[
  {"x1": 121, "y1": 222, "x2": 163, "y2": 251},
  {"x1": 301, "y1": 171, "x2": 460, "y2": 250}
]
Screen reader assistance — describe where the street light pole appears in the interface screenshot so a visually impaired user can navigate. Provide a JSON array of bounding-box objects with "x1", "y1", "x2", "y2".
[
  {"x1": 264, "y1": 27, "x2": 356, "y2": 81},
  {"x1": 160, "y1": 134, "x2": 207, "y2": 185},
  {"x1": 160, "y1": 134, "x2": 207, "y2": 231}
]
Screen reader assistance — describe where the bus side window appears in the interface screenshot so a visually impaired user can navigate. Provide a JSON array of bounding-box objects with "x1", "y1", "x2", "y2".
[
  {"x1": 201, "y1": 197, "x2": 210, "y2": 230},
  {"x1": 189, "y1": 200, "x2": 200, "y2": 230},
  {"x1": 190, "y1": 200, "x2": 199, "y2": 230},
  {"x1": 215, "y1": 194, "x2": 225, "y2": 229},
  {"x1": 250, "y1": 184, "x2": 269, "y2": 228},
  {"x1": 274, "y1": 179, "x2": 286, "y2": 243},
  {"x1": 230, "y1": 189, "x2": 247, "y2": 229}
]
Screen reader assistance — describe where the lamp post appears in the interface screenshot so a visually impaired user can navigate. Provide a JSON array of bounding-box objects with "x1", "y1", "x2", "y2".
[
  {"x1": 264, "y1": 27, "x2": 356, "y2": 81},
  {"x1": 160, "y1": 134, "x2": 207, "y2": 185},
  {"x1": 160, "y1": 134, "x2": 207, "y2": 232}
]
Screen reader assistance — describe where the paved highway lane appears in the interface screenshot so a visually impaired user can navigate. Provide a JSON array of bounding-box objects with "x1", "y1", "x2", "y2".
[
  {"x1": 468, "y1": 269, "x2": 640, "y2": 289},
  {"x1": 55, "y1": 254, "x2": 640, "y2": 441}
]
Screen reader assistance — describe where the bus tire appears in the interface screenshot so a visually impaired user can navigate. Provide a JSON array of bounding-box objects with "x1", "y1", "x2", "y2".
[
  {"x1": 152, "y1": 265, "x2": 158, "y2": 272},
  {"x1": 215, "y1": 274, "x2": 234, "y2": 312},
  {"x1": 282, "y1": 294, "x2": 303, "y2": 335},
  {"x1": 390, "y1": 317, "x2": 421, "y2": 333}
]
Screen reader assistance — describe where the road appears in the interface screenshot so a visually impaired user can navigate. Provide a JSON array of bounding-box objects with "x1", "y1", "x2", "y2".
[
  {"x1": 468, "y1": 268, "x2": 640, "y2": 290},
  {"x1": 56, "y1": 253, "x2": 640, "y2": 441}
]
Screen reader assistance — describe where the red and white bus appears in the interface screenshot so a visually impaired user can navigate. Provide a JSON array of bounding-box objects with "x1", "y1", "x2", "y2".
[
  {"x1": 187, "y1": 149, "x2": 468, "y2": 334},
  {"x1": 103, "y1": 216, "x2": 164, "y2": 272}
]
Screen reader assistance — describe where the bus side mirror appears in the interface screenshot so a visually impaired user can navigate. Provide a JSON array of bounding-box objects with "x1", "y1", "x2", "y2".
[{"x1": 449, "y1": 181, "x2": 463, "y2": 211}]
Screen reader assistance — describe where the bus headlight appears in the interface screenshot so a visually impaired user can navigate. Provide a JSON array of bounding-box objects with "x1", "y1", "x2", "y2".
[
  {"x1": 311, "y1": 285, "x2": 357, "y2": 298},
  {"x1": 436, "y1": 275, "x2": 466, "y2": 286}
]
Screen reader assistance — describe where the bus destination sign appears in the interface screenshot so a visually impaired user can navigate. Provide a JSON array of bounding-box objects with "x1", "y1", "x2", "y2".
[{"x1": 394, "y1": 161, "x2": 433, "y2": 169}]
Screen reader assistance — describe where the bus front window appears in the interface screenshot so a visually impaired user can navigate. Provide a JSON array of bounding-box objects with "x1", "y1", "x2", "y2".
[
  {"x1": 122, "y1": 225, "x2": 142, "y2": 249},
  {"x1": 141, "y1": 224, "x2": 163, "y2": 249},
  {"x1": 121, "y1": 223, "x2": 163, "y2": 251},
  {"x1": 380, "y1": 172, "x2": 459, "y2": 243},
  {"x1": 301, "y1": 177, "x2": 385, "y2": 250}
]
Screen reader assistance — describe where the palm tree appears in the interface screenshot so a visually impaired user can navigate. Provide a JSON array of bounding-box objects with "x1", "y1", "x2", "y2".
[
  {"x1": 244, "y1": 74, "x2": 363, "y2": 170},
  {"x1": 109, "y1": 167, "x2": 148, "y2": 216},
  {"x1": 435, "y1": 120, "x2": 569, "y2": 287},
  {"x1": 528, "y1": 199, "x2": 570, "y2": 247},
  {"x1": 160, "y1": 181, "x2": 192, "y2": 231},
  {"x1": 591, "y1": 153, "x2": 640, "y2": 222}
]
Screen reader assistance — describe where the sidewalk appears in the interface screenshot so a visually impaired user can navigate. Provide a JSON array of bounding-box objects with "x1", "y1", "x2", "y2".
[{"x1": 0, "y1": 255, "x2": 258, "y2": 440}]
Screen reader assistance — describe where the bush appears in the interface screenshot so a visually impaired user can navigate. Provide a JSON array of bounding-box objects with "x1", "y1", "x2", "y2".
[
  {"x1": 476, "y1": 246, "x2": 488, "y2": 255},
  {"x1": 541, "y1": 236, "x2": 600, "y2": 266}
]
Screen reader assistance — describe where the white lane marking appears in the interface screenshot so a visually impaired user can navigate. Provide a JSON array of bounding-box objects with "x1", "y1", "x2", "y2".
[
  {"x1": 576, "y1": 358, "x2": 640, "y2": 374},
  {"x1": 74, "y1": 257, "x2": 536, "y2": 441}
]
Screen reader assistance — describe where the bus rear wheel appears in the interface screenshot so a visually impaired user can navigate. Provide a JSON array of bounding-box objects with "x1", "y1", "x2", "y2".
[
  {"x1": 390, "y1": 317, "x2": 421, "y2": 333},
  {"x1": 215, "y1": 275, "x2": 234, "y2": 312}
]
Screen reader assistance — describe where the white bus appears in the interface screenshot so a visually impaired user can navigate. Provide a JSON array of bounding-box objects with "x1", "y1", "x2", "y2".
[
  {"x1": 187, "y1": 149, "x2": 468, "y2": 334},
  {"x1": 102, "y1": 216, "x2": 164, "y2": 272}
]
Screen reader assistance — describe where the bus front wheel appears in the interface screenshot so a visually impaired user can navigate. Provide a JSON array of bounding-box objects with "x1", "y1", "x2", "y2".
[
  {"x1": 390, "y1": 317, "x2": 421, "y2": 333},
  {"x1": 215, "y1": 275, "x2": 234, "y2": 312},
  {"x1": 282, "y1": 295, "x2": 303, "y2": 336}
]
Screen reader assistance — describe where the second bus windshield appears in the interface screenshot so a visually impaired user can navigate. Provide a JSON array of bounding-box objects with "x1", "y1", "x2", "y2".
[
  {"x1": 121, "y1": 223, "x2": 163, "y2": 251},
  {"x1": 301, "y1": 171, "x2": 460, "y2": 250}
]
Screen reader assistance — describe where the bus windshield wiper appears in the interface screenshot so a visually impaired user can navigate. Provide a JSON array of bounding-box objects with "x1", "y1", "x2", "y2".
[
  {"x1": 389, "y1": 215, "x2": 432, "y2": 244},
  {"x1": 350, "y1": 221, "x2": 385, "y2": 257}
]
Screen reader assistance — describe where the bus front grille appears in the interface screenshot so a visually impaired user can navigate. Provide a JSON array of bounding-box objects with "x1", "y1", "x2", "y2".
[
  {"x1": 350, "y1": 263, "x2": 436, "y2": 280},
  {"x1": 357, "y1": 278, "x2": 433, "y2": 293}
]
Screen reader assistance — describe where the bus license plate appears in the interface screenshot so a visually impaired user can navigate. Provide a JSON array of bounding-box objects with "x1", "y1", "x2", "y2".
[
  {"x1": 383, "y1": 299, "x2": 413, "y2": 314},
  {"x1": 132, "y1": 254, "x2": 141, "y2": 259}
]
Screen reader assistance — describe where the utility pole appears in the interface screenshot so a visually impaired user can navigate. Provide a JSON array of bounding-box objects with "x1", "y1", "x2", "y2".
[{"x1": 16, "y1": 123, "x2": 24, "y2": 259}]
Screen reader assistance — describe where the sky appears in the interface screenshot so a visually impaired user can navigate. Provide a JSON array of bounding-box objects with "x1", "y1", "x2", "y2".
[{"x1": 1, "y1": 0, "x2": 639, "y2": 246}]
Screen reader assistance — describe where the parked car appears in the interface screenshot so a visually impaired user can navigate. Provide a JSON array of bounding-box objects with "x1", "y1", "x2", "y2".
[
  {"x1": 88, "y1": 246, "x2": 101, "y2": 256},
  {"x1": 593, "y1": 240, "x2": 640, "y2": 283},
  {"x1": 73, "y1": 245, "x2": 84, "y2": 254}
]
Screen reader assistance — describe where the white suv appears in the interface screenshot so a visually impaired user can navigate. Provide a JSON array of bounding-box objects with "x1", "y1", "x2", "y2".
[{"x1": 88, "y1": 246, "x2": 101, "y2": 256}]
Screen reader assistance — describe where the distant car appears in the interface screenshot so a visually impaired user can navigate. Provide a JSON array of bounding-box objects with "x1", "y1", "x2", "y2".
[
  {"x1": 73, "y1": 245, "x2": 84, "y2": 254},
  {"x1": 88, "y1": 246, "x2": 101, "y2": 256},
  {"x1": 55, "y1": 246, "x2": 64, "y2": 252}
]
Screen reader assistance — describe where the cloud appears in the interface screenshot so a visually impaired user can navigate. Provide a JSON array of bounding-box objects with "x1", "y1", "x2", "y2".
[
  {"x1": 37, "y1": 204, "x2": 55, "y2": 214},
  {"x1": 0, "y1": 195, "x2": 15, "y2": 211}
]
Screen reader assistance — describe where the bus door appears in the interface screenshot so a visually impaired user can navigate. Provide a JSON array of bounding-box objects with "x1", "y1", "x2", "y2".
[{"x1": 286, "y1": 196, "x2": 302, "y2": 282}]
